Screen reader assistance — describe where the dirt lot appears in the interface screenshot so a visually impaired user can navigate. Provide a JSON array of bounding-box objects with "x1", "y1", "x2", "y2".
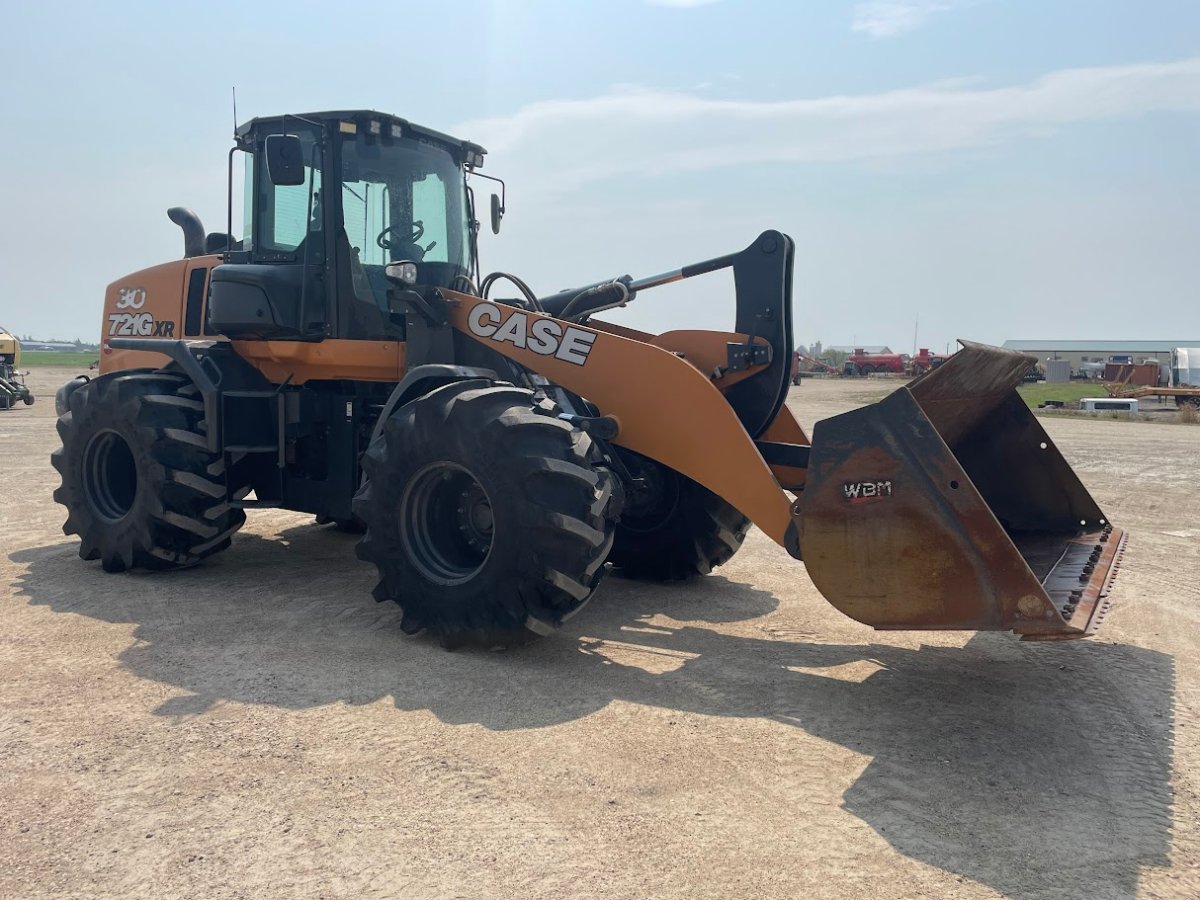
[{"x1": 3, "y1": 368, "x2": 1199, "y2": 899}]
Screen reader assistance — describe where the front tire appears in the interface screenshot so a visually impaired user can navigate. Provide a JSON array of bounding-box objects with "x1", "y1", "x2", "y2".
[
  {"x1": 51, "y1": 370, "x2": 248, "y2": 572},
  {"x1": 607, "y1": 449, "x2": 749, "y2": 581},
  {"x1": 353, "y1": 381, "x2": 621, "y2": 644}
]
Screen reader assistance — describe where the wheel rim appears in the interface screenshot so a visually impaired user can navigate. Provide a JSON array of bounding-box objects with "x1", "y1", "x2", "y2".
[
  {"x1": 619, "y1": 455, "x2": 681, "y2": 534},
  {"x1": 399, "y1": 462, "x2": 494, "y2": 585},
  {"x1": 83, "y1": 429, "x2": 138, "y2": 522}
]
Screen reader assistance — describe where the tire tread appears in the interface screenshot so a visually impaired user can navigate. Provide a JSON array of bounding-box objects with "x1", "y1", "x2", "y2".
[
  {"x1": 52, "y1": 369, "x2": 248, "y2": 572},
  {"x1": 354, "y1": 381, "x2": 621, "y2": 643}
]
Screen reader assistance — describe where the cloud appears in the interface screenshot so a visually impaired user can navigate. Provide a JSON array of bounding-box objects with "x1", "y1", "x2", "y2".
[
  {"x1": 852, "y1": 1, "x2": 961, "y2": 39},
  {"x1": 646, "y1": 0, "x2": 723, "y2": 6},
  {"x1": 460, "y1": 58, "x2": 1200, "y2": 193}
]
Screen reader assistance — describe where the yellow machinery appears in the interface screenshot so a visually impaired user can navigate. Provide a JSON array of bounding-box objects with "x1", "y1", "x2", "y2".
[{"x1": 1, "y1": 326, "x2": 34, "y2": 409}]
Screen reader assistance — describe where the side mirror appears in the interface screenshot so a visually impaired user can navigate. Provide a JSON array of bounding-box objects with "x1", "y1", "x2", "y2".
[
  {"x1": 490, "y1": 192, "x2": 504, "y2": 235},
  {"x1": 265, "y1": 134, "x2": 305, "y2": 186}
]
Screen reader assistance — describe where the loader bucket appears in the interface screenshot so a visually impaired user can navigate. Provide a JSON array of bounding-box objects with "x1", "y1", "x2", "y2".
[{"x1": 797, "y1": 341, "x2": 1126, "y2": 640}]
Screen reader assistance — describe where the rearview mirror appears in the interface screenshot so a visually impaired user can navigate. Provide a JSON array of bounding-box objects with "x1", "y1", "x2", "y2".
[
  {"x1": 265, "y1": 134, "x2": 305, "y2": 186},
  {"x1": 490, "y1": 192, "x2": 504, "y2": 235}
]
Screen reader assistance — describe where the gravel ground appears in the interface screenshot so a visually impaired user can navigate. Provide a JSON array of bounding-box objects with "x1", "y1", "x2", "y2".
[{"x1": 2, "y1": 367, "x2": 1198, "y2": 899}]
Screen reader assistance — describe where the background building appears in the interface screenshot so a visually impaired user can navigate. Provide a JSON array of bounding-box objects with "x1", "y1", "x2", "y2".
[
  {"x1": 1001, "y1": 340, "x2": 1200, "y2": 372},
  {"x1": 827, "y1": 345, "x2": 892, "y2": 355}
]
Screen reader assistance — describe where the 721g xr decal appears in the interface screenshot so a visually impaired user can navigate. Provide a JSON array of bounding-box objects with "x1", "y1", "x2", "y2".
[{"x1": 107, "y1": 313, "x2": 175, "y2": 337}]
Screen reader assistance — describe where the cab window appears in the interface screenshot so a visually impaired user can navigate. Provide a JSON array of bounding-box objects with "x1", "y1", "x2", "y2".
[
  {"x1": 412, "y1": 174, "x2": 449, "y2": 263},
  {"x1": 256, "y1": 131, "x2": 323, "y2": 255}
]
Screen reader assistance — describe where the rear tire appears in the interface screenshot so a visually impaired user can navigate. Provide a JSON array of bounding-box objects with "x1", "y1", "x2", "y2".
[
  {"x1": 51, "y1": 370, "x2": 248, "y2": 572},
  {"x1": 1175, "y1": 395, "x2": 1200, "y2": 409},
  {"x1": 608, "y1": 449, "x2": 750, "y2": 581},
  {"x1": 354, "y1": 381, "x2": 621, "y2": 645}
]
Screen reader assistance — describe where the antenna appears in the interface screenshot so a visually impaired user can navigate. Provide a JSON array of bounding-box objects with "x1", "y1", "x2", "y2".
[{"x1": 231, "y1": 86, "x2": 238, "y2": 136}]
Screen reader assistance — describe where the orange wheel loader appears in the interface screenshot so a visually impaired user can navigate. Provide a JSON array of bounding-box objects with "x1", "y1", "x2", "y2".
[{"x1": 51, "y1": 110, "x2": 1126, "y2": 645}]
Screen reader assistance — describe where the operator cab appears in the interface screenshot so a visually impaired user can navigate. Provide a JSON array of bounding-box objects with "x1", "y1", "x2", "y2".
[{"x1": 207, "y1": 110, "x2": 486, "y2": 342}]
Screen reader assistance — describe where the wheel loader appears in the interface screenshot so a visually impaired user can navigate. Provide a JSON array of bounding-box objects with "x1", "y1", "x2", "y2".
[{"x1": 51, "y1": 109, "x2": 1126, "y2": 644}]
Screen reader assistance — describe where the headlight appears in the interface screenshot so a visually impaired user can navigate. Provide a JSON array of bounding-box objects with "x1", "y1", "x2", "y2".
[{"x1": 384, "y1": 262, "x2": 419, "y2": 285}]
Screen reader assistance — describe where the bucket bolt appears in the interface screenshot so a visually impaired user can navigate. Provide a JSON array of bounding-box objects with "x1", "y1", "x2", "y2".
[{"x1": 1062, "y1": 587, "x2": 1084, "y2": 618}]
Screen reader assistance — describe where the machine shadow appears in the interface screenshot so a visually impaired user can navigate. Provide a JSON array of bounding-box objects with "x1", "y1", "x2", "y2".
[{"x1": 9, "y1": 526, "x2": 1174, "y2": 899}]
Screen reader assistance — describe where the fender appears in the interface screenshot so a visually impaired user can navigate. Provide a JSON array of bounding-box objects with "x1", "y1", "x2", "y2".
[
  {"x1": 445, "y1": 292, "x2": 797, "y2": 549},
  {"x1": 370, "y1": 364, "x2": 499, "y2": 443},
  {"x1": 107, "y1": 338, "x2": 272, "y2": 452},
  {"x1": 55, "y1": 375, "x2": 92, "y2": 417}
]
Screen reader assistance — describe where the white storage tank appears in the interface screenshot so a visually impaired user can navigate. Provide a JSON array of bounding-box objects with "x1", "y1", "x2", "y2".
[
  {"x1": 1174, "y1": 348, "x2": 1200, "y2": 387},
  {"x1": 1045, "y1": 359, "x2": 1071, "y2": 383}
]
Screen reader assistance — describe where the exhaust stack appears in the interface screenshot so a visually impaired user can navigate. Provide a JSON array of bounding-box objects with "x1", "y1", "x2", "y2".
[{"x1": 167, "y1": 207, "x2": 206, "y2": 259}]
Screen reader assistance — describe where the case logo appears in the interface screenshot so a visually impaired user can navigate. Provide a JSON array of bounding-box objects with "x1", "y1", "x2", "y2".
[{"x1": 467, "y1": 302, "x2": 596, "y2": 366}]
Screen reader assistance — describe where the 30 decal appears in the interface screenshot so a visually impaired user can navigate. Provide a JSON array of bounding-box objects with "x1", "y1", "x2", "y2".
[
  {"x1": 467, "y1": 302, "x2": 596, "y2": 366},
  {"x1": 107, "y1": 313, "x2": 175, "y2": 337},
  {"x1": 115, "y1": 287, "x2": 148, "y2": 310}
]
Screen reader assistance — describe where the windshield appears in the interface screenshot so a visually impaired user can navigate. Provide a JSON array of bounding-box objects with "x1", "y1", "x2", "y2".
[{"x1": 339, "y1": 133, "x2": 471, "y2": 305}]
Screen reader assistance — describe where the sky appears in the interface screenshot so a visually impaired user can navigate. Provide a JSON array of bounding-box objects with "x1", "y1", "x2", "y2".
[{"x1": 0, "y1": 0, "x2": 1196, "y2": 354}]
